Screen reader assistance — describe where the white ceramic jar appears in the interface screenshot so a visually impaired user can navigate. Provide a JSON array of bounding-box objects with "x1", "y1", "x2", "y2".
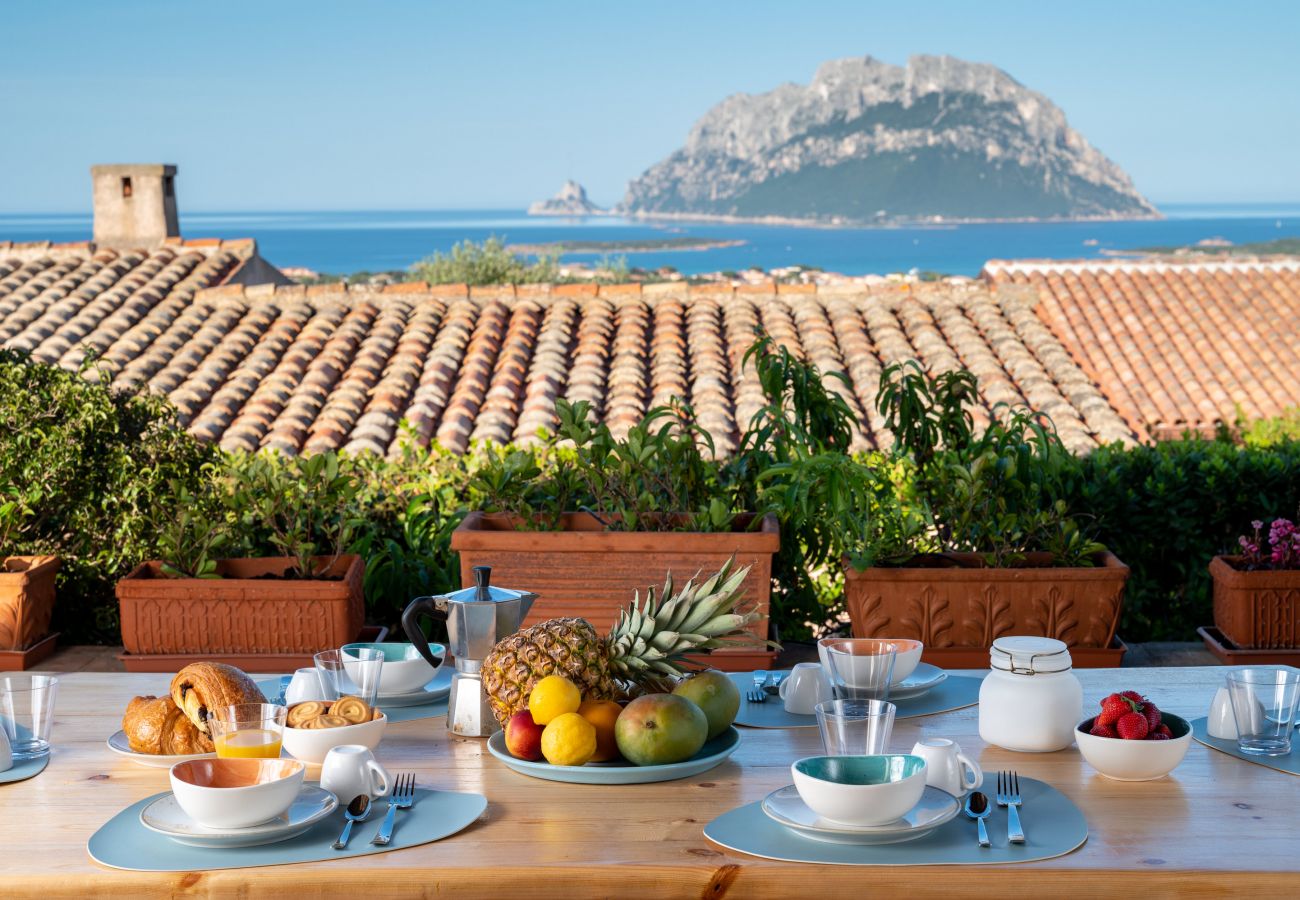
[{"x1": 978, "y1": 636, "x2": 1082, "y2": 752}]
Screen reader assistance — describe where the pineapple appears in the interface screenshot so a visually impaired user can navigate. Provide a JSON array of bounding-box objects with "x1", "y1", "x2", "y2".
[{"x1": 482, "y1": 558, "x2": 760, "y2": 726}]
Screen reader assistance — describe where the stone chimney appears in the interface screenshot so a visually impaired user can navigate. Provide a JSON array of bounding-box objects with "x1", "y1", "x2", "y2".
[{"x1": 91, "y1": 164, "x2": 180, "y2": 248}]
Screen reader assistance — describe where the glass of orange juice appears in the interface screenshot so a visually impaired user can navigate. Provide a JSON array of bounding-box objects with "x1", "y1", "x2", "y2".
[{"x1": 209, "y1": 703, "x2": 287, "y2": 759}]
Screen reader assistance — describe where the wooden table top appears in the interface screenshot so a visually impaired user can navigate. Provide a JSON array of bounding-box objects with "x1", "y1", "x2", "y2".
[{"x1": 3, "y1": 666, "x2": 1297, "y2": 898}]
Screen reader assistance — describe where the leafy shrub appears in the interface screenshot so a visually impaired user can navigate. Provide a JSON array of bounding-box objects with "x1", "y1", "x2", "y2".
[
  {"x1": 0, "y1": 351, "x2": 216, "y2": 642},
  {"x1": 1066, "y1": 438, "x2": 1300, "y2": 640},
  {"x1": 409, "y1": 236, "x2": 559, "y2": 286}
]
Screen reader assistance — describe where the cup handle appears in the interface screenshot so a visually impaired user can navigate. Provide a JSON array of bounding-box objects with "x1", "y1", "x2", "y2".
[
  {"x1": 778, "y1": 676, "x2": 791, "y2": 699},
  {"x1": 957, "y1": 752, "x2": 982, "y2": 791},
  {"x1": 367, "y1": 760, "x2": 391, "y2": 798}
]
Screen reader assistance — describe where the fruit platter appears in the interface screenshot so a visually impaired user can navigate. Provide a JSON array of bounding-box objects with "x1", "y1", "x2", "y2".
[{"x1": 486, "y1": 670, "x2": 743, "y2": 784}]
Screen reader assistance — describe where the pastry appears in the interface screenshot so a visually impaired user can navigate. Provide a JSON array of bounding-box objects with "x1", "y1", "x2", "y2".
[
  {"x1": 170, "y1": 662, "x2": 265, "y2": 734},
  {"x1": 287, "y1": 701, "x2": 329, "y2": 728},
  {"x1": 302, "y1": 714, "x2": 350, "y2": 729},
  {"x1": 286, "y1": 697, "x2": 382, "y2": 730},
  {"x1": 122, "y1": 695, "x2": 215, "y2": 755},
  {"x1": 329, "y1": 696, "x2": 371, "y2": 724}
]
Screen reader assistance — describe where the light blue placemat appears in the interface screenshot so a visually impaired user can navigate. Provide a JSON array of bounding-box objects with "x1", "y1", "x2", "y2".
[
  {"x1": 255, "y1": 677, "x2": 449, "y2": 724},
  {"x1": 0, "y1": 754, "x2": 49, "y2": 784},
  {"x1": 705, "y1": 777, "x2": 1086, "y2": 865},
  {"x1": 1190, "y1": 716, "x2": 1300, "y2": 776},
  {"x1": 88, "y1": 787, "x2": 486, "y2": 871},
  {"x1": 731, "y1": 673, "x2": 984, "y2": 728}
]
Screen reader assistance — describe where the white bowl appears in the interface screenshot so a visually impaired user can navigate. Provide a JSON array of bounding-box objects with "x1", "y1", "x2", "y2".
[
  {"x1": 169, "y1": 758, "x2": 305, "y2": 829},
  {"x1": 1075, "y1": 713, "x2": 1192, "y2": 781},
  {"x1": 343, "y1": 642, "x2": 443, "y2": 695},
  {"x1": 792, "y1": 754, "x2": 928, "y2": 826},
  {"x1": 818, "y1": 639, "x2": 924, "y2": 687},
  {"x1": 282, "y1": 712, "x2": 387, "y2": 765}
]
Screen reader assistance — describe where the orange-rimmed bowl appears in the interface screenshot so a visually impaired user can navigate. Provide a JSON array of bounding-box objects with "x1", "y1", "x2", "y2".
[{"x1": 169, "y1": 758, "x2": 306, "y2": 829}]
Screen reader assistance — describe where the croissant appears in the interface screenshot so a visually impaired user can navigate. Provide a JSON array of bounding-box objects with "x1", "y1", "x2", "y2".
[
  {"x1": 123, "y1": 696, "x2": 215, "y2": 755},
  {"x1": 170, "y1": 662, "x2": 265, "y2": 734}
]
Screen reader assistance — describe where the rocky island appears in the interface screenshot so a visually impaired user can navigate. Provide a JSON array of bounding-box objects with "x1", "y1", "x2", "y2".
[
  {"x1": 528, "y1": 180, "x2": 605, "y2": 216},
  {"x1": 617, "y1": 55, "x2": 1159, "y2": 225}
]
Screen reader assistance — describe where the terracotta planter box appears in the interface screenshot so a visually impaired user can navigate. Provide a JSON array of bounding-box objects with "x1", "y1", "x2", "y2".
[
  {"x1": 0, "y1": 555, "x2": 60, "y2": 655},
  {"x1": 451, "y1": 512, "x2": 780, "y2": 670},
  {"x1": 1210, "y1": 555, "x2": 1300, "y2": 650},
  {"x1": 117, "y1": 555, "x2": 365, "y2": 658},
  {"x1": 844, "y1": 552, "x2": 1129, "y2": 663},
  {"x1": 118, "y1": 625, "x2": 390, "y2": 674}
]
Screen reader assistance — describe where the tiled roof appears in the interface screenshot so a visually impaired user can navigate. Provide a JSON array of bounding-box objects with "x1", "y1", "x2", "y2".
[
  {"x1": 0, "y1": 274, "x2": 1133, "y2": 456},
  {"x1": 0, "y1": 239, "x2": 255, "y2": 372},
  {"x1": 984, "y1": 258, "x2": 1300, "y2": 438}
]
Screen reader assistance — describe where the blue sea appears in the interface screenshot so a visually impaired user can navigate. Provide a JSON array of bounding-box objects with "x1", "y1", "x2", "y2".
[{"x1": 2, "y1": 204, "x2": 1298, "y2": 277}]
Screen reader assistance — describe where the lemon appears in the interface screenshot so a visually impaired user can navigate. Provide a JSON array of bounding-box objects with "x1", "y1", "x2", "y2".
[
  {"x1": 540, "y1": 712, "x2": 597, "y2": 766},
  {"x1": 529, "y1": 674, "x2": 582, "y2": 725}
]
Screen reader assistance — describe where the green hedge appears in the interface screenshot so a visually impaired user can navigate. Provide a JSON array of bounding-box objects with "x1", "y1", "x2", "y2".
[{"x1": 1067, "y1": 439, "x2": 1300, "y2": 641}]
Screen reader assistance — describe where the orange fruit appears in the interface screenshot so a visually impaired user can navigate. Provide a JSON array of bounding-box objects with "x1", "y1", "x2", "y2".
[{"x1": 578, "y1": 699, "x2": 623, "y2": 762}]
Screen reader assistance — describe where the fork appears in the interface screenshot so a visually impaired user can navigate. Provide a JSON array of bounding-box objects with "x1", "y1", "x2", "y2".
[
  {"x1": 747, "y1": 670, "x2": 769, "y2": 703},
  {"x1": 370, "y1": 772, "x2": 416, "y2": 846},
  {"x1": 996, "y1": 770, "x2": 1025, "y2": 844}
]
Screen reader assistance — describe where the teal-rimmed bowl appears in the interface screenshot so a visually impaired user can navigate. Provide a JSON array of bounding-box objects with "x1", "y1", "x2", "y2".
[
  {"x1": 792, "y1": 754, "x2": 928, "y2": 826},
  {"x1": 342, "y1": 642, "x2": 444, "y2": 696}
]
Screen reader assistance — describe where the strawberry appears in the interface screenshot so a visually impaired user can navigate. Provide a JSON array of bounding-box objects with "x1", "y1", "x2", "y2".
[
  {"x1": 1089, "y1": 721, "x2": 1119, "y2": 739},
  {"x1": 1098, "y1": 694, "x2": 1133, "y2": 726},
  {"x1": 1157, "y1": 723, "x2": 1172, "y2": 738},
  {"x1": 1116, "y1": 711, "x2": 1149, "y2": 740},
  {"x1": 1149, "y1": 732, "x2": 1171, "y2": 741},
  {"x1": 1143, "y1": 699, "x2": 1162, "y2": 732},
  {"x1": 1119, "y1": 690, "x2": 1145, "y2": 705}
]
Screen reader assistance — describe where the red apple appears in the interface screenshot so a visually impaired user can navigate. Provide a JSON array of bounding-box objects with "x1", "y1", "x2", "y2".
[{"x1": 505, "y1": 710, "x2": 544, "y2": 760}]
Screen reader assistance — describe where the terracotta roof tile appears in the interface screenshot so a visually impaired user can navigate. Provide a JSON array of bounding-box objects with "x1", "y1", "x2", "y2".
[
  {"x1": 2, "y1": 241, "x2": 1159, "y2": 454},
  {"x1": 985, "y1": 259, "x2": 1300, "y2": 439}
]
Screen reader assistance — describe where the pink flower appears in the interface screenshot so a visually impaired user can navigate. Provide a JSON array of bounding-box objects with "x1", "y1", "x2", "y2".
[{"x1": 1252, "y1": 520, "x2": 1264, "y2": 530}]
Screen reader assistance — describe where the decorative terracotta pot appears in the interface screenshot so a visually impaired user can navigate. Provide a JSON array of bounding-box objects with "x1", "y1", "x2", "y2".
[
  {"x1": 450, "y1": 512, "x2": 780, "y2": 670},
  {"x1": 116, "y1": 555, "x2": 365, "y2": 658},
  {"x1": 1210, "y1": 555, "x2": 1300, "y2": 650},
  {"x1": 844, "y1": 552, "x2": 1129, "y2": 667},
  {"x1": 0, "y1": 555, "x2": 59, "y2": 651}
]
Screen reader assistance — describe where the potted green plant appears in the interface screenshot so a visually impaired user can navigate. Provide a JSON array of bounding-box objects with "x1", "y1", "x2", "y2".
[
  {"x1": 1200, "y1": 517, "x2": 1300, "y2": 663},
  {"x1": 774, "y1": 362, "x2": 1129, "y2": 667},
  {"x1": 0, "y1": 485, "x2": 60, "y2": 670},
  {"x1": 116, "y1": 453, "x2": 371, "y2": 672},
  {"x1": 451, "y1": 397, "x2": 780, "y2": 670}
]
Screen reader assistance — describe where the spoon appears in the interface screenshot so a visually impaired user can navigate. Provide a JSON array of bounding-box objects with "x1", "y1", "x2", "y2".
[
  {"x1": 332, "y1": 794, "x2": 371, "y2": 850},
  {"x1": 964, "y1": 790, "x2": 991, "y2": 848}
]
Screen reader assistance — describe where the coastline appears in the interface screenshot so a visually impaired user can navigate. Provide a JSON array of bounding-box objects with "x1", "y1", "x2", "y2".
[
  {"x1": 508, "y1": 238, "x2": 746, "y2": 255},
  {"x1": 585, "y1": 209, "x2": 1168, "y2": 229}
]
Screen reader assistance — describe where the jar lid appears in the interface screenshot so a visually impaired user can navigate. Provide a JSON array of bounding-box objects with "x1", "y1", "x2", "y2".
[{"x1": 989, "y1": 636, "x2": 1072, "y2": 675}]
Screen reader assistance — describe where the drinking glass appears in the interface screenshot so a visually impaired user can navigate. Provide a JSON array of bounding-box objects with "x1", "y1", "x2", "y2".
[
  {"x1": 315, "y1": 648, "x2": 382, "y2": 706},
  {"x1": 1226, "y1": 668, "x2": 1300, "y2": 756},
  {"x1": 815, "y1": 699, "x2": 896, "y2": 756},
  {"x1": 0, "y1": 675, "x2": 58, "y2": 761},
  {"x1": 209, "y1": 703, "x2": 287, "y2": 759},
  {"x1": 819, "y1": 638, "x2": 898, "y2": 701}
]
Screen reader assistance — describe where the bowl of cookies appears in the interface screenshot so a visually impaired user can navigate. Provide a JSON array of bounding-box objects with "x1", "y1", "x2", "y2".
[{"x1": 280, "y1": 696, "x2": 386, "y2": 765}]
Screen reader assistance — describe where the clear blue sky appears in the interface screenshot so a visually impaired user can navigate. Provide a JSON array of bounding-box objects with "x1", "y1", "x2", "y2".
[{"x1": 2, "y1": 0, "x2": 1296, "y2": 212}]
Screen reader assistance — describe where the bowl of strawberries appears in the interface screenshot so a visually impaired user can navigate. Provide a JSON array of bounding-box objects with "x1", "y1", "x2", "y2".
[{"x1": 1075, "y1": 690, "x2": 1192, "y2": 781}]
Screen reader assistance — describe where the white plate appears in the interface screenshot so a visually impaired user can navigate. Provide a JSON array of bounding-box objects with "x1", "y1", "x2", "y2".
[
  {"x1": 761, "y1": 784, "x2": 960, "y2": 845},
  {"x1": 376, "y1": 666, "x2": 453, "y2": 707},
  {"x1": 106, "y1": 730, "x2": 216, "y2": 768},
  {"x1": 887, "y1": 664, "x2": 948, "y2": 701},
  {"x1": 139, "y1": 784, "x2": 338, "y2": 848}
]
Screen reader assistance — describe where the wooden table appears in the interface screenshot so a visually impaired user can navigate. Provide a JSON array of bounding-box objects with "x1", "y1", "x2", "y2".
[{"x1": 3, "y1": 667, "x2": 1297, "y2": 898}]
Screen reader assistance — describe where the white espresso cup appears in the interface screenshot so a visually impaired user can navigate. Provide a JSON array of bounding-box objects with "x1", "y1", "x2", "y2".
[
  {"x1": 320, "y1": 745, "x2": 390, "y2": 802},
  {"x1": 285, "y1": 667, "x2": 328, "y2": 706},
  {"x1": 0, "y1": 725, "x2": 11, "y2": 773},
  {"x1": 910, "y1": 737, "x2": 981, "y2": 796},
  {"x1": 780, "y1": 662, "x2": 830, "y2": 715}
]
